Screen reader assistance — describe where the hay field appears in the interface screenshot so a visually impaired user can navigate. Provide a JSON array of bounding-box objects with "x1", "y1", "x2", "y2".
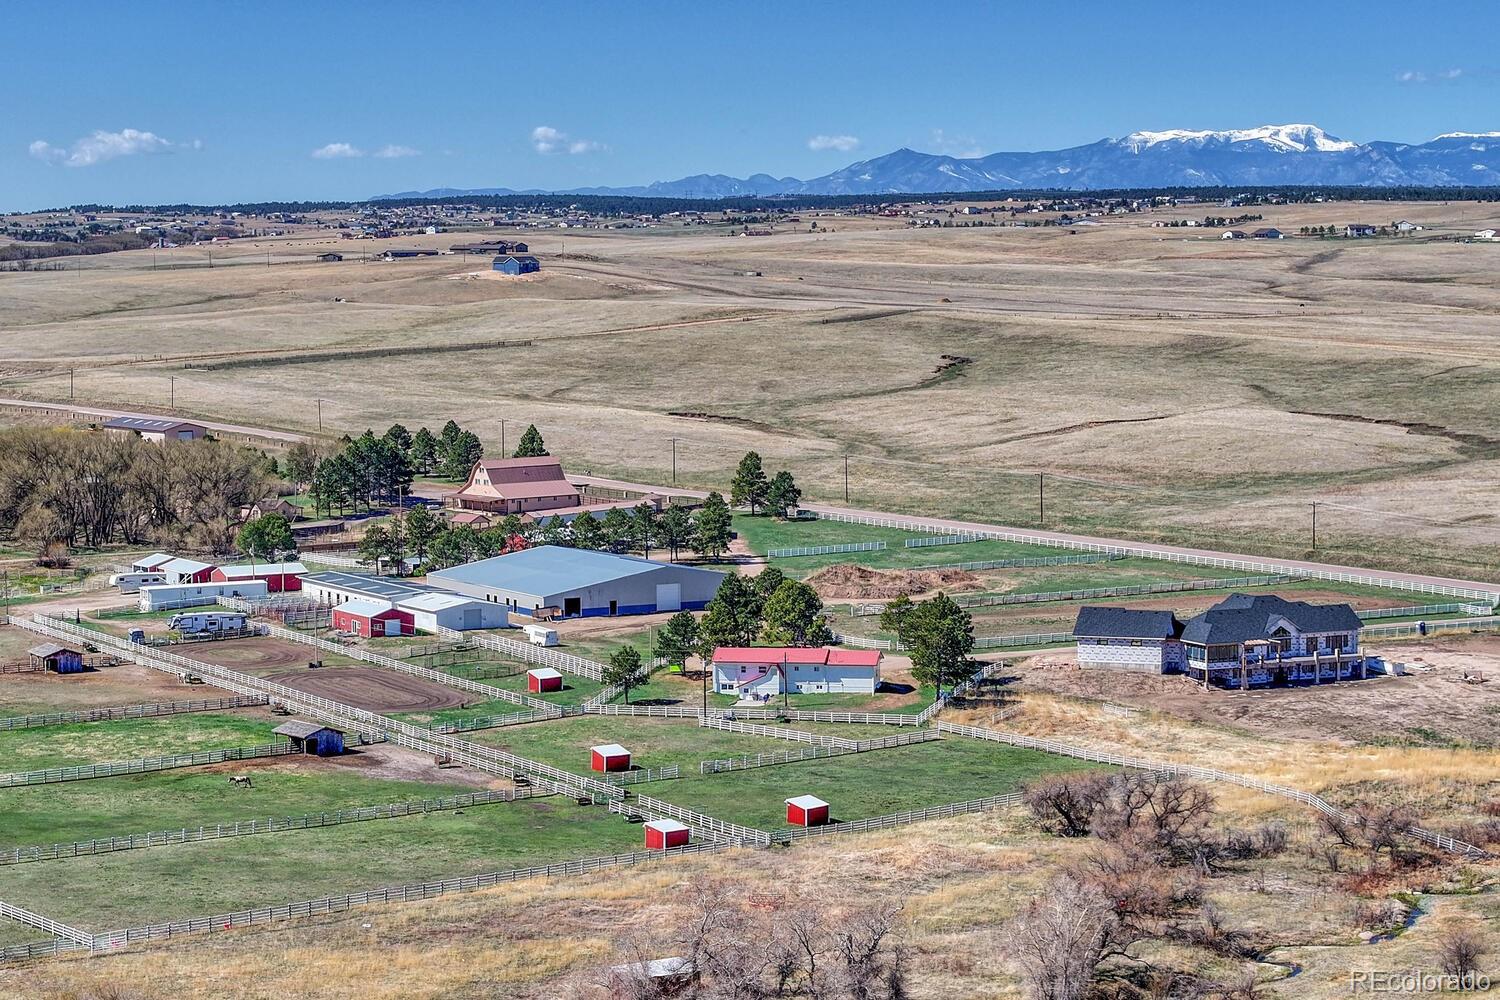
[{"x1": 1, "y1": 203, "x2": 1499, "y2": 578}]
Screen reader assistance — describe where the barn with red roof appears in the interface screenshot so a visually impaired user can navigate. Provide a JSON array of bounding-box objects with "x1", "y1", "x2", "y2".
[{"x1": 710, "y1": 646, "x2": 882, "y2": 697}]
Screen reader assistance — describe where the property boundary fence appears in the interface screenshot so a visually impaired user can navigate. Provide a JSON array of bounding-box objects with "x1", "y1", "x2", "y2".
[
  {"x1": 903, "y1": 533, "x2": 984, "y2": 548},
  {"x1": 698, "y1": 715, "x2": 856, "y2": 748},
  {"x1": 617, "y1": 794, "x2": 773, "y2": 847},
  {"x1": 261, "y1": 623, "x2": 558, "y2": 715},
  {"x1": 1356, "y1": 602, "x2": 1493, "y2": 621},
  {"x1": 952, "y1": 574, "x2": 1300, "y2": 610},
  {"x1": 1363, "y1": 616, "x2": 1500, "y2": 639},
  {"x1": 767, "y1": 541, "x2": 886, "y2": 558},
  {"x1": 0, "y1": 900, "x2": 92, "y2": 948},
  {"x1": 772, "y1": 791, "x2": 1025, "y2": 843},
  {"x1": 934, "y1": 722, "x2": 1487, "y2": 859},
  {"x1": 0, "y1": 742, "x2": 296, "y2": 788},
  {"x1": 603, "y1": 765, "x2": 681, "y2": 786},
  {"x1": 440, "y1": 625, "x2": 609, "y2": 682},
  {"x1": 699, "y1": 728, "x2": 941, "y2": 774},
  {"x1": 808, "y1": 509, "x2": 1500, "y2": 603},
  {"x1": 0, "y1": 789, "x2": 532, "y2": 865},
  {"x1": 0, "y1": 696, "x2": 268, "y2": 732},
  {"x1": 77, "y1": 841, "x2": 731, "y2": 959},
  {"x1": 425, "y1": 709, "x2": 553, "y2": 734}
]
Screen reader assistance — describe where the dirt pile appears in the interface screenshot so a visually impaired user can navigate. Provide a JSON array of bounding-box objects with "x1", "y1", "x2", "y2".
[{"x1": 805, "y1": 563, "x2": 980, "y2": 600}]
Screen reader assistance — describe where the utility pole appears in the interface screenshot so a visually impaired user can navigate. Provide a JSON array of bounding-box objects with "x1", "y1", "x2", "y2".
[
  {"x1": 501, "y1": 419, "x2": 507, "y2": 456},
  {"x1": 69, "y1": 368, "x2": 74, "y2": 400},
  {"x1": 1038, "y1": 473, "x2": 1045, "y2": 527},
  {"x1": 670, "y1": 438, "x2": 678, "y2": 486},
  {"x1": 843, "y1": 454, "x2": 849, "y2": 504},
  {"x1": 1310, "y1": 502, "x2": 1319, "y2": 551},
  {"x1": 168, "y1": 376, "x2": 176, "y2": 409},
  {"x1": 316, "y1": 398, "x2": 323, "y2": 433}
]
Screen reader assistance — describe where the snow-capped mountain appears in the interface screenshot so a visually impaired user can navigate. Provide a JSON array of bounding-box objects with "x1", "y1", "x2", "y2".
[{"x1": 373, "y1": 125, "x2": 1500, "y2": 199}]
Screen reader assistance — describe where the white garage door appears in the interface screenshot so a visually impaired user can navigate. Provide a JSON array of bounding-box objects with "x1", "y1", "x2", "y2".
[
  {"x1": 463, "y1": 607, "x2": 481, "y2": 629},
  {"x1": 384, "y1": 618, "x2": 401, "y2": 636},
  {"x1": 655, "y1": 583, "x2": 682, "y2": 612}
]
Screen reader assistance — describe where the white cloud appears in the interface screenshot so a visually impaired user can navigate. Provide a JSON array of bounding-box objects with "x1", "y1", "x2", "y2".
[
  {"x1": 1442, "y1": 68, "x2": 1464, "y2": 79},
  {"x1": 928, "y1": 129, "x2": 983, "y2": 158},
  {"x1": 374, "y1": 144, "x2": 421, "y2": 159},
  {"x1": 532, "y1": 125, "x2": 603, "y2": 155},
  {"x1": 1397, "y1": 70, "x2": 1426, "y2": 83},
  {"x1": 1399, "y1": 67, "x2": 1465, "y2": 83},
  {"x1": 808, "y1": 134, "x2": 861, "y2": 152},
  {"x1": 312, "y1": 142, "x2": 363, "y2": 159},
  {"x1": 28, "y1": 128, "x2": 178, "y2": 167}
]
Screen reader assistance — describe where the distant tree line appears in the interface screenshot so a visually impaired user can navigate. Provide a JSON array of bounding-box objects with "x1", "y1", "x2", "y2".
[{"x1": 0, "y1": 428, "x2": 268, "y2": 558}]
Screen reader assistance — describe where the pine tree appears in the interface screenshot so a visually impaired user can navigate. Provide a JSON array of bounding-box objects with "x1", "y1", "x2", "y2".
[
  {"x1": 657, "y1": 505, "x2": 692, "y2": 561},
  {"x1": 693, "y1": 492, "x2": 732, "y2": 560},
  {"x1": 654, "y1": 611, "x2": 701, "y2": 667},
  {"x1": 760, "y1": 579, "x2": 832, "y2": 647},
  {"x1": 409, "y1": 427, "x2": 437, "y2": 474},
  {"x1": 730, "y1": 451, "x2": 769, "y2": 514},
  {"x1": 764, "y1": 470, "x2": 802, "y2": 519},
  {"x1": 603, "y1": 646, "x2": 644, "y2": 703},
  {"x1": 513, "y1": 424, "x2": 548, "y2": 458}
]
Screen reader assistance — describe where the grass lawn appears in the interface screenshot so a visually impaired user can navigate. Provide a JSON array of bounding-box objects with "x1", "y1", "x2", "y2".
[
  {"x1": 0, "y1": 765, "x2": 481, "y2": 848},
  {"x1": 558, "y1": 627, "x2": 663, "y2": 666},
  {"x1": 732, "y1": 516, "x2": 1062, "y2": 575},
  {"x1": 0, "y1": 922, "x2": 52, "y2": 947},
  {"x1": 391, "y1": 698, "x2": 551, "y2": 727},
  {"x1": 655, "y1": 739, "x2": 1103, "y2": 829},
  {"x1": 470, "y1": 716, "x2": 828, "y2": 776},
  {"x1": 0, "y1": 712, "x2": 279, "y2": 773},
  {"x1": 479, "y1": 670, "x2": 606, "y2": 706},
  {"x1": 0, "y1": 797, "x2": 643, "y2": 931}
]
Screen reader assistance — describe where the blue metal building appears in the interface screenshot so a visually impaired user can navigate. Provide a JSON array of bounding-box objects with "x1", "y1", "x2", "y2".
[
  {"x1": 492, "y1": 254, "x2": 540, "y2": 275},
  {"x1": 274, "y1": 720, "x2": 346, "y2": 756}
]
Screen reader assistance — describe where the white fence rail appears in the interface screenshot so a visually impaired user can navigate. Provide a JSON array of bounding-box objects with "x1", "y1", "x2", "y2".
[
  {"x1": 934, "y1": 722, "x2": 1487, "y2": 859},
  {"x1": 441, "y1": 625, "x2": 609, "y2": 682},
  {"x1": 0, "y1": 696, "x2": 268, "y2": 731},
  {"x1": 603, "y1": 765, "x2": 681, "y2": 786},
  {"x1": 767, "y1": 540, "x2": 886, "y2": 558},
  {"x1": 772, "y1": 791, "x2": 1024, "y2": 843},
  {"x1": 903, "y1": 533, "x2": 984, "y2": 548},
  {"x1": 0, "y1": 900, "x2": 94, "y2": 948},
  {"x1": 953, "y1": 573, "x2": 1300, "y2": 610},
  {"x1": 261, "y1": 623, "x2": 558, "y2": 714},
  {"x1": 809, "y1": 509, "x2": 1500, "y2": 602},
  {"x1": 0, "y1": 742, "x2": 295, "y2": 787},
  {"x1": 699, "y1": 728, "x2": 941, "y2": 773},
  {"x1": 619, "y1": 794, "x2": 773, "y2": 847},
  {"x1": 1356, "y1": 602, "x2": 1493, "y2": 620},
  {"x1": 0, "y1": 789, "x2": 531, "y2": 865},
  {"x1": 1363, "y1": 616, "x2": 1500, "y2": 639},
  {"x1": 698, "y1": 715, "x2": 856, "y2": 749}
]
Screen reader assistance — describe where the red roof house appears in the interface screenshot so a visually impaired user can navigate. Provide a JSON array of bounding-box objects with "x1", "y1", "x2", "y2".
[
  {"x1": 786, "y1": 795, "x2": 830, "y2": 827},
  {"x1": 711, "y1": 647, "x2": 883, "y2": 697}
]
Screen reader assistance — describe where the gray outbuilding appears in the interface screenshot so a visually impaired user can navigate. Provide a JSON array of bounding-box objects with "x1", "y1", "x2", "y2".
[{"x1": 426, "y1": 545, "x2": 725, "y2": 618}]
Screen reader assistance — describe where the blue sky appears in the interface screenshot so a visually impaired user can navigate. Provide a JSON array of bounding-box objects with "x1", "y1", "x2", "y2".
[{"x1": 5, "y1": 0, "x2": 1496, "y2": 209}]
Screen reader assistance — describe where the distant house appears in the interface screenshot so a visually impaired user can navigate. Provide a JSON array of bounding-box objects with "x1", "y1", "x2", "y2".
[
  {"x1": 240, "y1": 497, "x2": 300, "y2": 522},
  {"x1": 103, "y1": 417, "x2": 207, "y2": 444},
  {"x1": 1220, "y1": 230, "x2": 1247, "y2": 240},
  {"x1": 1072, "y1": 593, "x2": 1365, "y2": 689},
  {"x1": 316, "y1": 252, "x2": 343, "y2": 262},
  {"x1": 1251, "y1": 228, "x2": 1284, "y2": 239},
  {"x1": 1344, "y1": 224, "x2": 1378, "y2": 238},
  {"x1": 711, "y1": 647, "x2": 883, "y2": 697},
  {"x1": 1394, "y1": 220, "x2": 1423, "y2": 232},
  {"x1": 447, "y1": 457, "x2": 580, "y2": 515},
  {"x1": 1474, "y1": 229, "x2": 1498, "y2": 241},
  {"x1": 492, "y1": 254, "x2": 540, "y2": 275}
]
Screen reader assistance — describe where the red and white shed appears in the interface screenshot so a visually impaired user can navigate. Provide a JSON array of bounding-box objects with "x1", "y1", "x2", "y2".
[
  {"x1": 590, "y1": 743, "x2": 632, "y2": 773},
  {"x1": 644, "y1": 818, "x2": 690, "y2": 850},
  {"x1": 527, "y1": 667, "x2": 564, "y2": 693},
  {"x1": 331, "y1": 598, "x2": 414, "y2": 637},
  {"x1": 211, "y1": 562, "x2": 307, "y2": 593},
  {"x1": 785, "y1": 794, "x2": 830, "y2": 827}
]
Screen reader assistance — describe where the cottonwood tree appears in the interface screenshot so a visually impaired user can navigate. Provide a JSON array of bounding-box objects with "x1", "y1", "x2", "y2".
[
  {"x1": 730, "y1": 451, "x2": 769, "y2": 514},
  {"x1": 1436, "y1": 920, "x2": 1486, "y2": 981},
  {"x1": 1006, "y1": 876, "x2": 1118, "y2": 1000},
  {"x1": 603, "y1": 646, "x2": 644, "y2": 703},
  {"x1": 283, "y1": 441, "x2": 318, "y2": 489},
  {"x1": 235, "y1": 513, "x2": 294, "y2": 560},
  {"x1": 1023, "y1": 772, "x2": 1113, "y2": 838}
]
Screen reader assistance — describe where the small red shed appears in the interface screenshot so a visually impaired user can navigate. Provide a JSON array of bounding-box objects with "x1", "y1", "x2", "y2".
[
  {"x1": 590, "y1": 743, "x2": 632, "y2": 773},
  {"x1": 644, "y1": 818, "x2": 690, "y2": 850},
  {"x1": 527, "y1": 667, "x2": 564, "y2": 693},
  {"x1": 330, "y1": 599, "x2": 413, "y2": 637},
  {"x1": 785, "y1": 794, "x2": 830, "y2": 827}
]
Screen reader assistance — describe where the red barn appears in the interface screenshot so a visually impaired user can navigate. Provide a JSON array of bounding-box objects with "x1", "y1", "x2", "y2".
[
  {"x1": 590, "y1": 743, "x2": 631, "y2": 773},
  {"x1": 785, "y1": 795, "x2": 830, "y2": 827},
  {"x1": 527, "y1": 667, "x2": 564, "y2": 693},
  {"x1": 211, "y1": 561, "x2": 308, "y2": 593},
  {"x1": 331, "y1": 599, "x2": 413, "y2": 637},
  {"x1": 644, "y1": 818, "x2": 690, "y2": 850}
]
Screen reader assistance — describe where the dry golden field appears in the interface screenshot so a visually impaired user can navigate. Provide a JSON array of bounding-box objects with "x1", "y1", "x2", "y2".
[{"x1": 2, "y1": 200, "x2": 1499, "y2": 577}]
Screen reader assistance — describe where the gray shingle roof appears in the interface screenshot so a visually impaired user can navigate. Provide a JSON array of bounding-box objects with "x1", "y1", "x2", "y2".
[
  {"x1": 274, "y1": 720, "x2": 340, "y2": 739},
  {"x1": 1179, "y1": 594, "x2": 1361, "y2": 645},
  {"x1": 1072, "y1": 607, "x2": 1182, "y2": 640}
]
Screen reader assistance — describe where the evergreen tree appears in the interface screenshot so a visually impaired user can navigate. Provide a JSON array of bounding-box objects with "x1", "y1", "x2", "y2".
[
  {"x1": 409, "y1": 427, "x2": 438, "y2": 474},
  {"x1": 538, "y1": 515, "x2": 569, "y2": 548},
  {"x1": 654, "y1": 611, "x2": 701, "y2": 667},
  {"x1": 600, "y1": 507, "x2": 634, "y2": 552},
  {"x1": 764, "y1": 470, "x2": 802, "y2": 519},
  {"x1": 730, "y1": 451, "x2": 769, "y2": 514},
  {"x1": 404, "y1": 505, "x2": 440, "y2": 564},
  {"x1": 693, "y1": 492, "x2": 732, "y2": 560},
  {"x1": 699, "y1": 575, "x2": 761, "y2": 650},
  {"x1": 760, "y1": 579, "x2": 833, "y2": 647},
  {"x1": 383, "y1": 423, "x2": 412, "y2": 458},
  {"x1": 657, "y1": 505, "x2": 692, "y2": 562},
  {"x1": 513, "y1": 424, "x2": 548, "y2": 458},
  {"x1": 632, "y1": 502, "x2": 658, "y2": 557},
  {"x1": 570, "y1": 512, "x2": 606, "y2": 550},
  {"x1": 357, "y1": 523, "x2": 395, "y2": 571},
  {"x1": 899, "y1": 593, "x2": 977, "y2": 697},
  {"x1": 438, "y1": 429, "x2": 482, "y2": 480}
]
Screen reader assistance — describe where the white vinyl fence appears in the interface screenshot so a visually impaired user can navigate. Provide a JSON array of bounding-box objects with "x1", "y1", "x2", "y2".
[
  {"x1": 767, "y1": 541, "x2": 886, "y2": 558},
  {"x1": 0, "y1": 742, "x2": 295, "y2": 787},
  {"x1": 772, "y1": 791, "x2": 1025, "y2": 843},
  {"x1": 0, "y1": 696, "x2": 267, "y2": 731},
  {"x1": 440, "y1": 625, "x2": 610, "y2": 682},
  {"x1": 903, "y1": 533, "x2": 985, "y2": 548},
  {"x1": 1362, "y1": 616, "x2": 1500, "y2": 639}
]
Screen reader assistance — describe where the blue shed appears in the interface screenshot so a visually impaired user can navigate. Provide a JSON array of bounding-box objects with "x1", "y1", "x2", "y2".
[
  {"x1": 28, "y1": 643, "x2": 84, "y2": 674},
  {"x1": 274, "y1": 720, "x2": 345, "y2": 756},
  {"x1": 492, "y1": 254, "x2": 540, "y2": 275}
]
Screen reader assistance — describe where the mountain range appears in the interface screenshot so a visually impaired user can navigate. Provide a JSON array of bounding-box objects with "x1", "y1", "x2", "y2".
[{"x1": 373, "y1": 125, "x2": 1500, "y2": 200}]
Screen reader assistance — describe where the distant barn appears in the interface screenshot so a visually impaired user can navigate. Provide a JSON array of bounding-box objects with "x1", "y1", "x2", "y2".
[
  {"x1": 492, "y1": 254, "x2": 540, "y2": 275},
  {"x1": 28, "y1": 643, "x2": 84, "y2": 674},
  {"x1": 274, "y1": 720, "x2": 345, "y2": 756}
]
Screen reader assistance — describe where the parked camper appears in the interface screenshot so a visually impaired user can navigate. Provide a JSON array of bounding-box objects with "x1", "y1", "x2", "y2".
[
  {"x1": 168, "y1": 611, "x2": 248, "y2": 636},
  {"x1": 523, "y1": 624, "x2": 559, "y2": 647},
  {"x1": 109, "y1": 572, "x2": 169, "y2": 594}
]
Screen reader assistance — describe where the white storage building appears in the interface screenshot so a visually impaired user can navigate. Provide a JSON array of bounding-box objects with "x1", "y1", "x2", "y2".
[{"x1": 138, "y1": 580, "x2": 269, "y2": 612}]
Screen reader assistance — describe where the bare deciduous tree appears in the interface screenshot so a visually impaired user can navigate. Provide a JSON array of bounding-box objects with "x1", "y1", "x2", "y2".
[
  {"x1": 1022, "y1": 773, "x2": 1111, "y2": 838},
  {"x1": 1436, "y1": 920, "x2": 1486, "y2": 981},
  {"x1": 1004, "y1": 875, "x2": 1117, "y2": 1000}
]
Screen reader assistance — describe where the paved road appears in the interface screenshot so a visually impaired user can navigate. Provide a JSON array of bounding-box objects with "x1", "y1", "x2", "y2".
[
  {"x1": 572, "y1": 474, "x2": 1500, "y2": 600},
  {"x1": 0, "y1": 397, "x2": 309, "y2": 444}
]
